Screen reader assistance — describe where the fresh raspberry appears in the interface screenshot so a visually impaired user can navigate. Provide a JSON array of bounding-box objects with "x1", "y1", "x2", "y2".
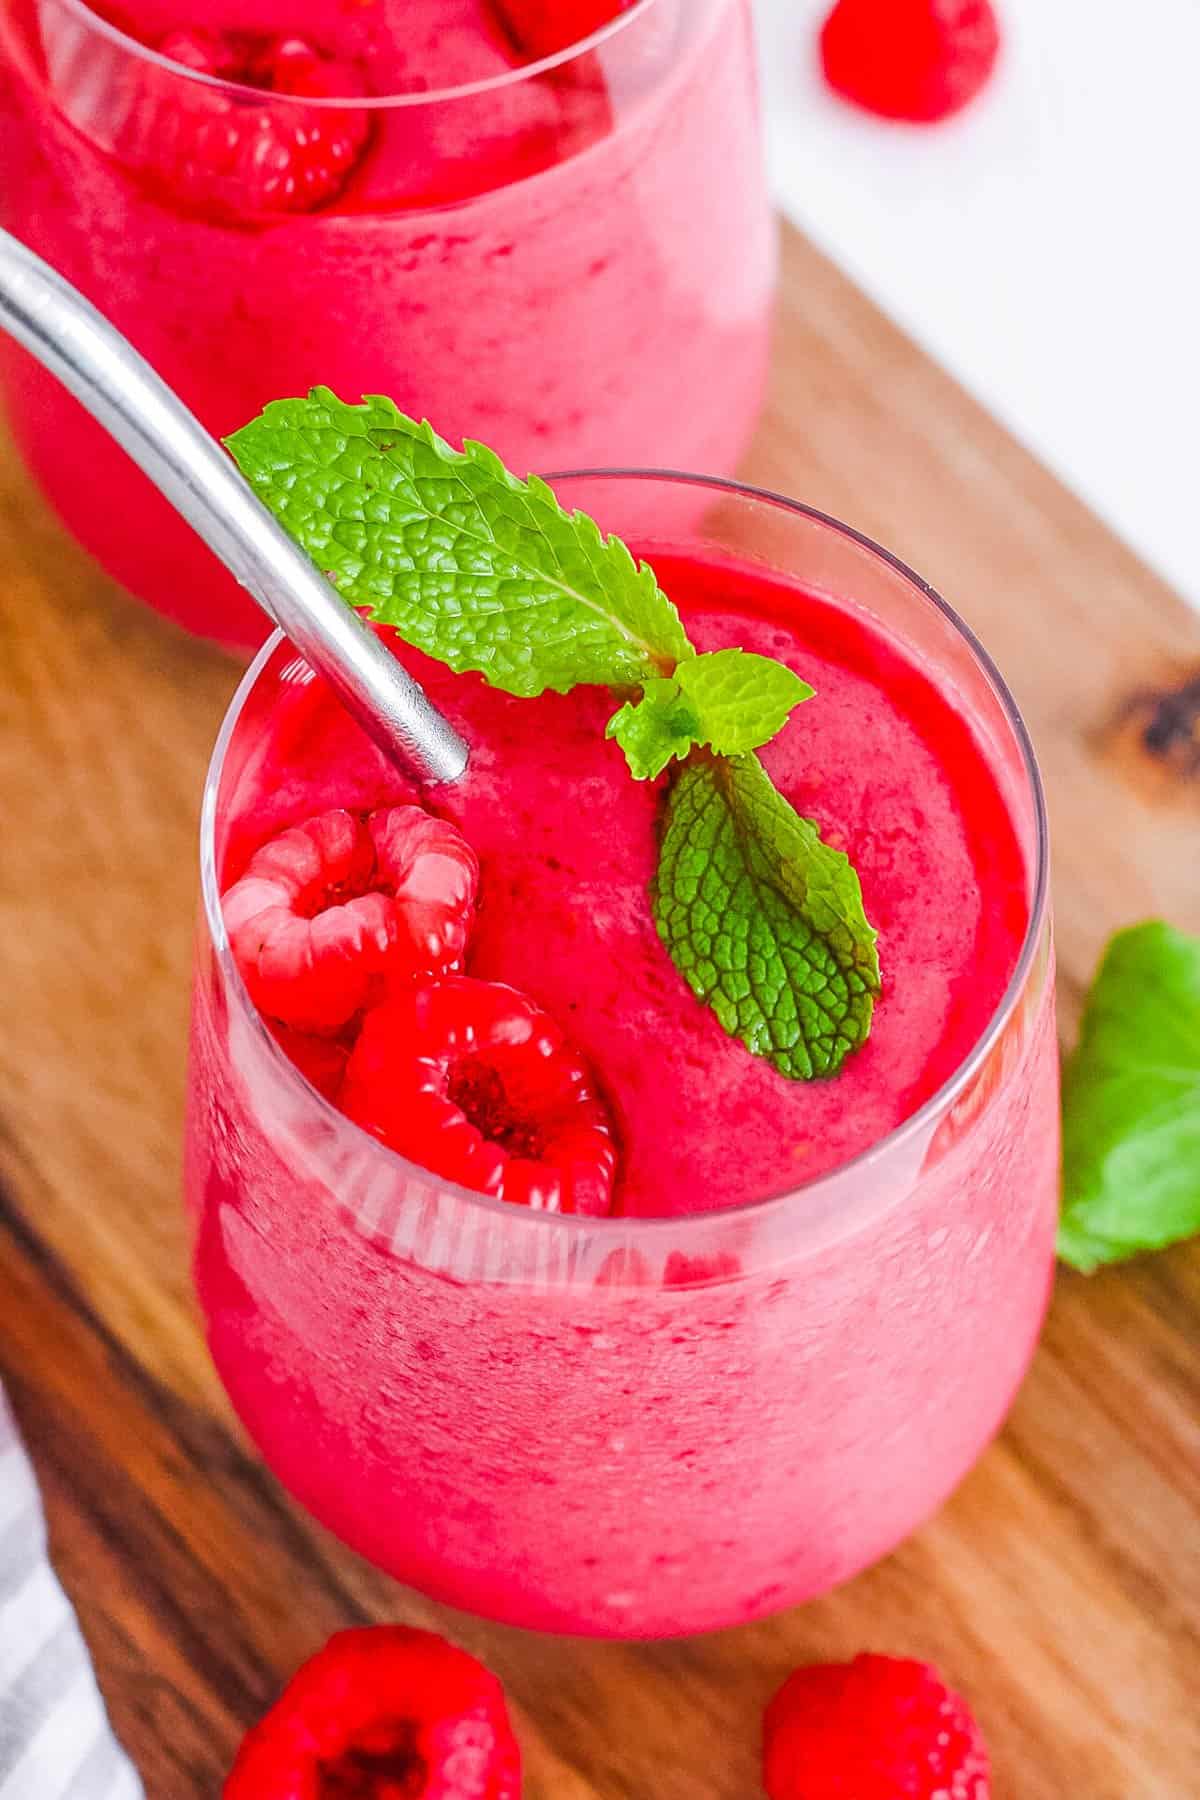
[
  {"x1": 268, "y1": 1022, "x2": 351, "y2": 1102},
  {"x1": 223, "y1": 1626, "x2": 520, "y2": 1800},
  {"x1": 114, "y1": 28, "x2": 370, "y2": 218},
  {"x1": 764, "y1": 1654, "x2": 991, "y2": 1800},
  {"x1": 339, "y1": 976, "x2": 617, "y2": 1215},
  {"x1": 494, "y1": 0, "x2": 638, "y2": 60},
  {"x1": 222, "y1": 807, "x2": 479, "y2": 1035},
  {"x1": 820, "y1": 0, "x2": 1000, "y2": 124},
  {"x1": 368, "y1": 808, "x2": 480, "y2": 980}
]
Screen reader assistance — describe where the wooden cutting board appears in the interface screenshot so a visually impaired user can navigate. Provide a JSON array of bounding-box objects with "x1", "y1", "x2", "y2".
[{"x1": 0, "y1": 225, "x2": 1197, "y2": 1799}]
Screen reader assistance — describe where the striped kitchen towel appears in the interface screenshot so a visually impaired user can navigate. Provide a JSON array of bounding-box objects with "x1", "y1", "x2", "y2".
[{"x1": 0, "y1": 1391, "x2": 143, "y2": 1799}]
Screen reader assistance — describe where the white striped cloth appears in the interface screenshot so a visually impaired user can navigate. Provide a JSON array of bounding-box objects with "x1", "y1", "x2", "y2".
[{"x1": 0, "y1": 1393, "x2": 143, "y2": 1800}]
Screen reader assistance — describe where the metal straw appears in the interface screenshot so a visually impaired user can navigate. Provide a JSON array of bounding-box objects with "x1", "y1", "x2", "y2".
[{"x1": 0, "y1": 228, "x2": 470, "y2": 785}]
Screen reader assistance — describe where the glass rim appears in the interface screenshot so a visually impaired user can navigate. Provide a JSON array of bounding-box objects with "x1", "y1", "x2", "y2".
[
  {"x1": 199, "y1": 466, "x2": 1051, "y2": 1239},
  {"x1": 54, "y1": 0, "x2": 664, "y2": 109}
]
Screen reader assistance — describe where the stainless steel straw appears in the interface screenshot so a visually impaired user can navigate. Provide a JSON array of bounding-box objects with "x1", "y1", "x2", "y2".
[{"x1": 0, "y1": 228, "x2": 469, "y2": 785}]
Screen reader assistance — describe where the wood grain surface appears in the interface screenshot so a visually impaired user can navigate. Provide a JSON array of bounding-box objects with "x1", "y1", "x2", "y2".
[{"x1": 1, "y1": 224, "x2": 1198, "y2": 1799}]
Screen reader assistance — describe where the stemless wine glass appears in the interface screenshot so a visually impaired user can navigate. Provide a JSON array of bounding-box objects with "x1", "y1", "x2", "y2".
[
  {"x1": 0, "y1": 0, "x2": 774, "y2": 645},
  {"x1": 185, "y1": 474, "x2": 1058, "y2": 1639}
]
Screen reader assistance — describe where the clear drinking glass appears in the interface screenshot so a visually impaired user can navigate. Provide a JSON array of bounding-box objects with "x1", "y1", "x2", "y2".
[
  {"x1": 185, "y1": 473, "x2": 1058, "y2": 1639},
  {"x1": 0, "y1": 0, "x2": 774, "y2": 645}
]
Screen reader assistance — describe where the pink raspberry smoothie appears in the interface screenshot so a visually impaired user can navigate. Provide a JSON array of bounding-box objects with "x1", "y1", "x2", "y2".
[
  {"x1": 186, "y1": 492, "x2": 1059, "y2": 1637},
  {"x1": 0, "y1": 0, "x2": 774, "y2": 645}
]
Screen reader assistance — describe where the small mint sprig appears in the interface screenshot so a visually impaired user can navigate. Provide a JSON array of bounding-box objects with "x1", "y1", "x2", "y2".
[
  {"x1": 606, "y1": 648, "x2": 814, "y2": 780},
  {"x1": 228, "y1": 392, "x2": 881, "y2": 1080}
]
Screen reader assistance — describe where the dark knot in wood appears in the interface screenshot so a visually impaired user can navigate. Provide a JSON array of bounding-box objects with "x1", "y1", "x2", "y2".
[{"x1": 1117, "y1": 674, "x2": 1200, "y2": 778}]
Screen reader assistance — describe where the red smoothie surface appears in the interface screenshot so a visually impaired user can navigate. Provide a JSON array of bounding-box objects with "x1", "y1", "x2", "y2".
[{"x1": 218, "y1": 553, "x2": 1029, "y2": 1214}]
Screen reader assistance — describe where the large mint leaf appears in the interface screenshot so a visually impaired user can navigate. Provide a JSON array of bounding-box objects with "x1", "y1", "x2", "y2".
[
  {"x1": 653, "y1": 753, "x2": 880, "y2": 1079},
  {"x1": 1059, "y1": 921, "x2": 1200, "y2": 1271},
  {"x1": 607, "y1": 649, "x2": 814, "y2": 780},
  {"x1": 226, "y1": 390, "x2": 690, "y2": 696}
]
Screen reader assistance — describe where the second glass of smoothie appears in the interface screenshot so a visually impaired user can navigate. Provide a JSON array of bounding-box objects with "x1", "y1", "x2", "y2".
[
  {"x1": 0, "y1": 0, "x2": 774, "y2": 643},
  {"x1": 186, "y1": 473, "x2": 1058, "y2": 1639}
]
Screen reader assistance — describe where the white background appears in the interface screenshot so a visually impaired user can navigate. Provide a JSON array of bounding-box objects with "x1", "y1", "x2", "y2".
[{"x1": 754, "y1": 0, "x2": 1200, "y2": 610}]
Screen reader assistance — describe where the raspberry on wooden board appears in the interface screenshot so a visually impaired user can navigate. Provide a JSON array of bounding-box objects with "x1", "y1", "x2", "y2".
[
  {"x1": 223, "y1": 1627, "x2": 521, "y2": 1800},
  {"x1": 764, "y1": 1654, "x2": 991, "y2": 1800}
]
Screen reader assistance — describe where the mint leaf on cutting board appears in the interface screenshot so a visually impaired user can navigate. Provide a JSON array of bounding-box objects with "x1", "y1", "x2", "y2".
[
  {"x1": 1059, "y1": 921, "x2": 1200, "y2": 1272},
  {"x1": 606, "y1": 648, "x2": 815, "y2": 780},
  {"x1": 654, "y1": 753, "x2": 880, "y2": 1079},
  {"x1": 226, "y1": 389, "x2": 690, "y2": 696}
]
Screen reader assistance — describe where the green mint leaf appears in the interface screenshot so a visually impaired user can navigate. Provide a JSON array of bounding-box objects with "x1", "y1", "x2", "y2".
[
  {"x1": 226, "y1": 389, "x2": 690, "y2": 696},
  {"x1": 606, "y1": 649, "x2": 814, "y2": 780},
  {"x1": 653, "y1": 752, "x2": 880, "y2": 1079},
  {"x1": 606, "y1": 677, "x2": 702, "y2": 780},
  {"x1": 1059, "y1": 921, "x2": 1200, "y2": 1272},
  {"x1": 675, "y1": 648, "x2": 814, "y2": 753}
]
